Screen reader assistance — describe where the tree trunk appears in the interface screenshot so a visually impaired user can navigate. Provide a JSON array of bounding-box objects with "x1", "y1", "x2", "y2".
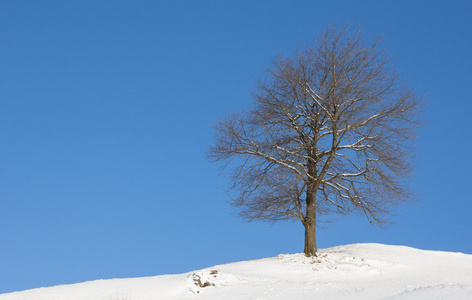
[
  {"x1": 304, "y1": 219, "x2": 317, "y2": 256},
  {"x1": 304, "y1": 188, "x2": 317, "y2": 256}
]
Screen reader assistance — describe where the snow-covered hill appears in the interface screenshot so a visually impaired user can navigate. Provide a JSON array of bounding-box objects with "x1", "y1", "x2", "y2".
[{"x1": 2, "y1": 243, "x2": 472, "y2": 300}]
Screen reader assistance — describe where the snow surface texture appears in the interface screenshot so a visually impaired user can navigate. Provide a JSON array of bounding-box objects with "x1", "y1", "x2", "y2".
[{"x1": 2, "y1": 243, "x2": 472, "y2": 300}]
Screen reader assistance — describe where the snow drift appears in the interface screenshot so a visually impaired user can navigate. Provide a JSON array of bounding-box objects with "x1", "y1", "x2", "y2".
[{"x1": 1, "y1": 243, "x2": 471, "y2": 300}]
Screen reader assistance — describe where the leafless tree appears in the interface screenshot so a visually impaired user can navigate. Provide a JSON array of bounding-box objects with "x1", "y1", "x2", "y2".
[{"x1": 208, "y1": 24, "x2": 425, "y2": 256}]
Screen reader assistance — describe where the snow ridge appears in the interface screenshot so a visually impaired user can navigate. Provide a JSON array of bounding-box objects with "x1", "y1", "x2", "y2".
[{"x1": 1, "y1": 243, "x2": 471, "y2": 300}]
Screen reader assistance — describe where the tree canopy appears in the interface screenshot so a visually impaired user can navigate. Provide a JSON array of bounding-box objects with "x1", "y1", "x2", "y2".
[{"x1": 208, "y1": 24, "x2": 425, "y2": 255}]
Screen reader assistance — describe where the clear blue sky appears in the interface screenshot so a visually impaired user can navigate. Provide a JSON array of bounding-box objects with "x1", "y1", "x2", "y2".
[{"x1": 1, "y1": 0, "x2": 471, "y2": 294}]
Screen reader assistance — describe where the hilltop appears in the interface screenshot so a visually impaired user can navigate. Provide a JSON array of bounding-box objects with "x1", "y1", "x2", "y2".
[{"x1": 2, "y1": 243, "x2": 472, "y2": 300}]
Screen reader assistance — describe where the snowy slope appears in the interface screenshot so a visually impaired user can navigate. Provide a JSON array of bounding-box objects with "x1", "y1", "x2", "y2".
[{"x1": 2, "y1": 243, "x2": 472, "y2": 300}]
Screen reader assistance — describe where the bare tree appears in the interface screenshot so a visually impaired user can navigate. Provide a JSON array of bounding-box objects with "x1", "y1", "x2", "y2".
[{"x1": 208, "y1": 24, "x2": 425, "y2": 256}]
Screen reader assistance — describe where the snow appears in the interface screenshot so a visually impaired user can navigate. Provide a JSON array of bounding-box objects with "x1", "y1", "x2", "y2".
[{"x1": 1, "y1": 243, "x2": 471, "y2": 300}]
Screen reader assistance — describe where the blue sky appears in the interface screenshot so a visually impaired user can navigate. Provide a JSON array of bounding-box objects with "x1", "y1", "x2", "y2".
[{"x1": 1, "y1": 0, "x2": 471, "y2": 294}]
